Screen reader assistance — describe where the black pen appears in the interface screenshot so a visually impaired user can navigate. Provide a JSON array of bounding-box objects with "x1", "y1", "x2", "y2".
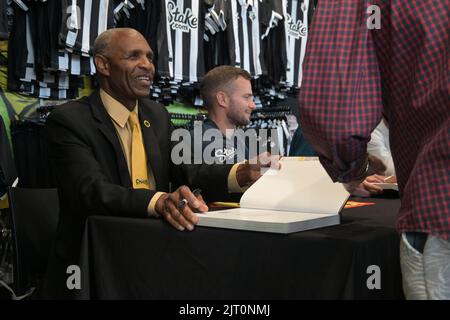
[{"x1": 178, "y1": 188, "x2": 202, "y2": 208}]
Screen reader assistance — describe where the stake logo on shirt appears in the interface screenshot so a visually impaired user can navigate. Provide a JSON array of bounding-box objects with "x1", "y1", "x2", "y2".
[
  {"x1": 285, "y1": 13, "x2": 307, "y2": 39},
  {"x1": 215, "y1": 148, "x2": 237, "y2": 163},
  {"x1": 167, "y1": 0, "x2": 198, "y2": 33}
]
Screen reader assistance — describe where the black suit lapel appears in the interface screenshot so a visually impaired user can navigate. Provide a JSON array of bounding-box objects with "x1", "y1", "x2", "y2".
[
  {"x1": 88, "y1": 91, "x2": 131, "y2": 187},
  {"x1": 138, "y1": 102, "x2": 163, "y2": 189}
]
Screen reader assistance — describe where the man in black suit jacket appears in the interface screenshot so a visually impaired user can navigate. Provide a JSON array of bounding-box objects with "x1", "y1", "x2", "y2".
[{"x1": 43, "y1": 28, "x2": 276, "y2": 298}]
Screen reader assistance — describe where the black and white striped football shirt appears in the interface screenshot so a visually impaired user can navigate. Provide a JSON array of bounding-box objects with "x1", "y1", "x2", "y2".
[
  {"x1": 59, "y1": 0, "x2": 114, "y2": 56},
  {"x1": 282, "y1": 0, "x2": 314, "y2": 88},
  {"x1": 157, "y1": 0, "x2": 206, "y2": 83},
  {"x1": 211, "y1": 0, "x2": 265, "y2": 78}
]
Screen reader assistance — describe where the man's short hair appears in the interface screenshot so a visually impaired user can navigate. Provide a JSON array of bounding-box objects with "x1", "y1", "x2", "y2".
[
  {"x1": 92, "y1": 28, "x2": 140, "y2": 61},
  {"x1": 200, "y1": 66, "x2": 251, "y2": 108},
  {"x1": 92, "y1": 29, "x2": 116, "y2": 57}
]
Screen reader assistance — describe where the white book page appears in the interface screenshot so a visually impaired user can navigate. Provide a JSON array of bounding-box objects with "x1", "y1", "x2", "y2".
[
  {"x1": 198, "y1": 208, "x2": 337, "y2": 223},
  {"x1": 196, "y1": 208, "x2": 340, "y2": 233},
  {"x1": 240, "y1": 158, "x2": 349, "y2": 215}
]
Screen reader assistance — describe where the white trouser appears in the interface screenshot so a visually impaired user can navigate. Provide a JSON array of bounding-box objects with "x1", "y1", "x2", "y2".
[{"x1": 400, "y1": 233, "x2": 450, "y2": 300}]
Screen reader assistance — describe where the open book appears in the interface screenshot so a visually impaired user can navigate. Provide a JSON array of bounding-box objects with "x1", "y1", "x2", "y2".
[{"x1": 196, "y1": 157, "x2": 349, "y2": 234}]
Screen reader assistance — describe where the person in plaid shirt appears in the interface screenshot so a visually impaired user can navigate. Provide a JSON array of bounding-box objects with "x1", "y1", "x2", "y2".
[{"x1": 299, "y1": 1, "x2": 449, "y2": 299}]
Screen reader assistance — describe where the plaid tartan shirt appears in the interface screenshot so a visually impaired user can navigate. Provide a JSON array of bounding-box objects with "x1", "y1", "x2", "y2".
[{"x1": 299, "y1": 1, "x2": 450, "y2": 239}]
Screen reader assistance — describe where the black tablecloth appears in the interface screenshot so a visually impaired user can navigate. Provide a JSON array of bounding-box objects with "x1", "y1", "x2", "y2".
[{"x1": 76, "y1": 197, "x2": 404, "y2": 300}]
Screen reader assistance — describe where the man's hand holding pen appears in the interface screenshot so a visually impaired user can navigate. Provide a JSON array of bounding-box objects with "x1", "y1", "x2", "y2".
[{"x1": 155, "y1": 186, "x2": 207, "y2": 231}]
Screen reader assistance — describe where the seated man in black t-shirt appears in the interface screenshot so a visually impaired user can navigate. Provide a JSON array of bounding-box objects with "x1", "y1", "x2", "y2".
[{"x1": 189, "y1": 66, "x2": 280, "y2": 196}]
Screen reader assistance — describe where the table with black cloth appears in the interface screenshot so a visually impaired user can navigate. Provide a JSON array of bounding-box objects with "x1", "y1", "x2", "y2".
[{"x1": 76, "y1": 197, "x2": 404, "y2": 300}]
